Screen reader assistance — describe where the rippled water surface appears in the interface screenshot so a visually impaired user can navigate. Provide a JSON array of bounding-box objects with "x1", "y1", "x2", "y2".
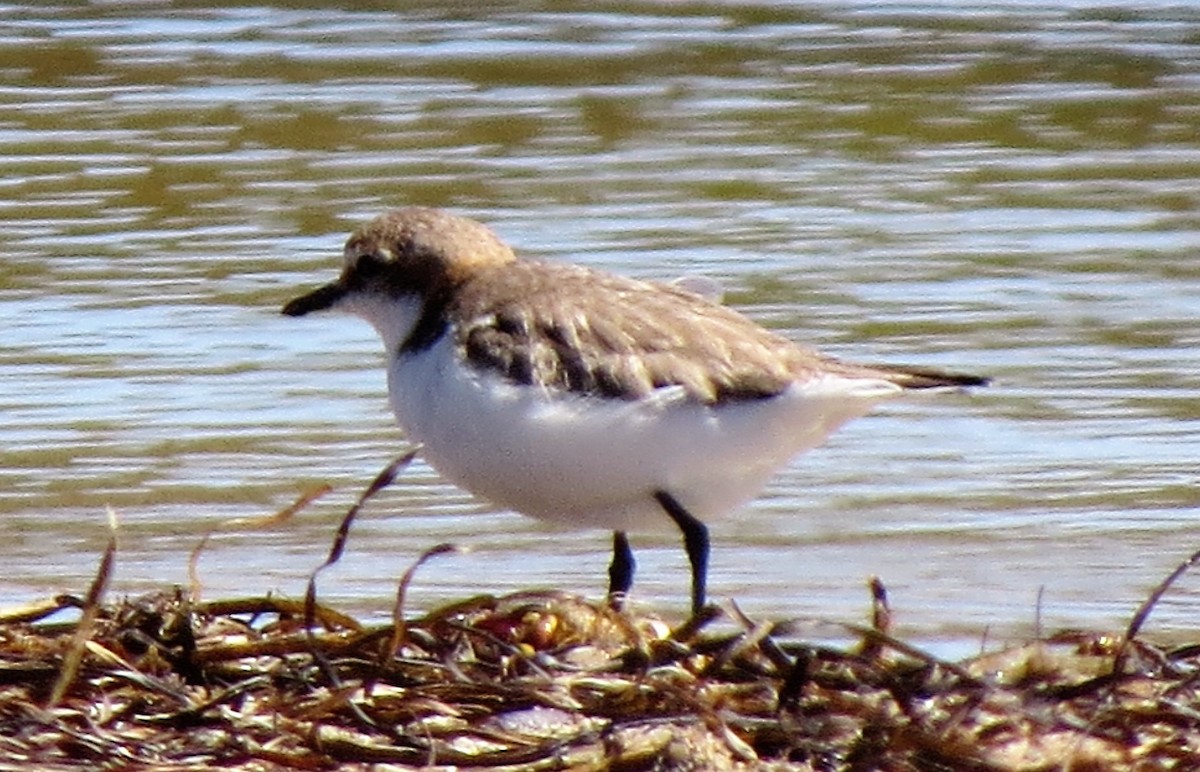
[{"x1": 2, "y1": 1, "x2": 1198, "y2": 654}]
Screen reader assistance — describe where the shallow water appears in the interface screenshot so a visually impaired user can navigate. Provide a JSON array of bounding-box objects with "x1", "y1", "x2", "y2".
[{"x1": 1, "y1": 1, "x2": 1198, "y2": 655}]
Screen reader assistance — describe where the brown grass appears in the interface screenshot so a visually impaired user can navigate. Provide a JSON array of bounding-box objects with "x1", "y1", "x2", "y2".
[{"x1": 3, "y1": 460, "x2": 1198, "y2": 770}]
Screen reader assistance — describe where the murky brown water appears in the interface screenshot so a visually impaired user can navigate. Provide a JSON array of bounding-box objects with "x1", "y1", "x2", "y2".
[{"x1": 1, "y1": 1, "x2": 1198, "y2": 654}]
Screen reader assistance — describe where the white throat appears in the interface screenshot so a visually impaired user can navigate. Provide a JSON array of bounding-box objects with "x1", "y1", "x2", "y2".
[{"x1": 340, "y1": 292, "x2": 426, "y2": 355}]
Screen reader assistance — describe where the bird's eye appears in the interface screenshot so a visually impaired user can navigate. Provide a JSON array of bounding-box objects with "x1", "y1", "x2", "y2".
[{"x1": 352, "y1": 253, "x2": 384, "y2": 278}]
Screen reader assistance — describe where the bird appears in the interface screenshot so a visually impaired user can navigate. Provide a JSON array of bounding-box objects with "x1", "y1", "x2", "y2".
[{"x1": 282, "y1": 207, "x2": 987, "y2": 615}]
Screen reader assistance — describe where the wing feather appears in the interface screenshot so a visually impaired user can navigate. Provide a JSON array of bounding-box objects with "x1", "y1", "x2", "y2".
[
  {"x1": 451, "y1": 258, "x2": 987, "y2": 404},
  {"x1": 453, "y1": 260, "x2": 800, "y2": 404}
]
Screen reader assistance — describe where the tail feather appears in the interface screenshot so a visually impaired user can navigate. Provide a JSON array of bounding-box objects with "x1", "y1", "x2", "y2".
[
  {"x1": 873, "y1": 363, "x2": 990, "y2": 390},
  {"x1": 818, "y1": 356, "x2": 989, "y2": 390}
]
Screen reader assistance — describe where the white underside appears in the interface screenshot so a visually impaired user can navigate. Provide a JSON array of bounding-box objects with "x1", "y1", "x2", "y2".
[{"x1": 385, "y1": 333, "x2": 905, "y2": 533}]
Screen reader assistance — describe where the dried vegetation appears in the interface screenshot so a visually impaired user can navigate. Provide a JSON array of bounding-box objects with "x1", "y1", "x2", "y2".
[{"x1": 3, "y1": 458, "x2": 1199, "y2": 770}]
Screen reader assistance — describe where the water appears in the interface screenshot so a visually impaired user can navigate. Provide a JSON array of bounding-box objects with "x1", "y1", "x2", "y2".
[{"x1": 1, "y1": 1, "x2": 1198, "y2": 656}]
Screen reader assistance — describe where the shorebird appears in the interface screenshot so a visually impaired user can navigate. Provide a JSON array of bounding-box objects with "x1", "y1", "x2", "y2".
[{"x1": 283, "y1": 207, "x2": 986, "y2": 614}]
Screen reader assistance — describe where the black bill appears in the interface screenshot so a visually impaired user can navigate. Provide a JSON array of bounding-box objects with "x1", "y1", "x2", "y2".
[{"x1": 282, "y1": 282, "x2": 347, "y2": 317}]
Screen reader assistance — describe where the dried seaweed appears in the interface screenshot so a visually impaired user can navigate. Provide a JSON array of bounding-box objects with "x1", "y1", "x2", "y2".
[
  {"x1": 4, "y1": 475, "x2": 1200, "y2": 769},
  {"x1": 4, "y1": 568, "x2": 1200, "y2": 770}
]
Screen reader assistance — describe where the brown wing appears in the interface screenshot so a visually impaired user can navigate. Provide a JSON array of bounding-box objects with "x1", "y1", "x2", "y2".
[
  {"x1": 450, "y1": 259, "x2": 822, "y2": 404},
  {"x1": 451, "y1": 259, "x2": 988, "y2": 404}
]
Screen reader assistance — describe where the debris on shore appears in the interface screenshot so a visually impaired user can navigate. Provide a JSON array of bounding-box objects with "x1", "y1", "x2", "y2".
[
  {"x1": 3, "y1": 559, "x2": 1199, "y2": 769},
  {"x1": 4, "y1": 462, "x2": 1197, "y2": 769}
]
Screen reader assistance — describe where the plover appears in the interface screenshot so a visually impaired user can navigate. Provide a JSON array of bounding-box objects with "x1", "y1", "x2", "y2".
[{"x1": 283, "y1": 207, "x2": 986, "y2": 614}]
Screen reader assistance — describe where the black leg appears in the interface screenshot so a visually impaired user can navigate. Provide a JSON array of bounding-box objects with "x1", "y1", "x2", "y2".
[
  {"x1": 654, "y1": 491, "x2": 710, "y2": 615},
  {"x1": 607, "y1": 530, "x2": 635, "y2": 610}
]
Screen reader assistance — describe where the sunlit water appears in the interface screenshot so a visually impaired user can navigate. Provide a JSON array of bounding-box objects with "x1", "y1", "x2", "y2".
[{"x1": 1, "y1": 1, "x2": 1198, "y2": 656}]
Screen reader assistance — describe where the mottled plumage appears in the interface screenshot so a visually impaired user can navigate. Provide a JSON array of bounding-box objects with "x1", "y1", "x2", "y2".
[{"x1": 451, "y1": 259, "x2": 984, "y2": 403}]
